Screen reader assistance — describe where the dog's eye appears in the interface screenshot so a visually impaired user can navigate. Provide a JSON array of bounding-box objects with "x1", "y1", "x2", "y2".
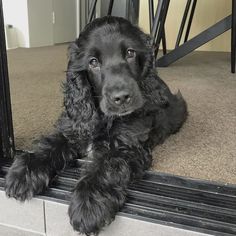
[
  {"x1": 126, "y1": 49, "x2": 136, "y2": 58},
  {"x1": 89, "y1": 58, "x2": 99, "y2": 68}
]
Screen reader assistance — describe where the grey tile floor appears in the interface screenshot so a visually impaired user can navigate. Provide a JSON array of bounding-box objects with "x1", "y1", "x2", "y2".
[
  {"x1": 0, "y1": 190, "x2": 213, "y2": 236},
  {"x1": 0, "y1": 224, "x2": 44, "y2": 236}
]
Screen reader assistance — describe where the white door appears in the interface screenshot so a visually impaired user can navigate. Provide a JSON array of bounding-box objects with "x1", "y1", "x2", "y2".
[{"x1": 52, "y1": 0, "x2": 77, "y2": 44}]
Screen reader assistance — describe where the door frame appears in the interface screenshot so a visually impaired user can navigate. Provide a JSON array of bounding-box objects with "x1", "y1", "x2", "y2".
[{"x1": 0, "y1": 0, "x2": 15, "y2": 159}]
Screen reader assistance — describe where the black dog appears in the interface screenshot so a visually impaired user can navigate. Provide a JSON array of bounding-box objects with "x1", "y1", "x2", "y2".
[{"x1": 5, "y1": 16, "x2": 187, "y2": 235}]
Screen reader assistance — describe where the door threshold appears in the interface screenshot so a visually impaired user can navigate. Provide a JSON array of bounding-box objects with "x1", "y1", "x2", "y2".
[{"x1": 0, "y1": 157, "x2": 236, "y2": 236}]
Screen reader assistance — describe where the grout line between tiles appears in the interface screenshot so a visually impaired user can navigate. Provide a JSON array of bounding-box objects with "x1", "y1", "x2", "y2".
[{"x1": 43, "y1": 201, "x2": 47, "y2": 236}]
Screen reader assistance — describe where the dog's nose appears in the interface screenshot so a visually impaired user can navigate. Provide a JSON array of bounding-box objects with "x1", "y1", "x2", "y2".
[{"x1": 111, "y1": 91, "x2": 131, "y2": 106}]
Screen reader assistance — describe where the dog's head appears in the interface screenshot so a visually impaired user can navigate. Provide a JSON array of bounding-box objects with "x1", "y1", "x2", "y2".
[{"x1": 66, "y1": 16, "x2": 153, "y2": 119}]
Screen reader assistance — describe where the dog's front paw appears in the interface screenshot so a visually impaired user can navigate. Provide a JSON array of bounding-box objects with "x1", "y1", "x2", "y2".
[
  {"x1": 68, "y1": 178, "x2": 125, "y2": 235},
  {"x1": 5, "y1": 155, "x2": 50, "y2": 201}
]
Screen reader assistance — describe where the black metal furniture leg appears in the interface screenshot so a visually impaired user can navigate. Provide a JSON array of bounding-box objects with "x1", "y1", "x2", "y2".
[
  {"x1": 148, "y1": 0, "x2": 154, "y2": 32},
  {"x1": 162, "y1": 29, "x2": 167, "y2": 55},
  {"x1": 149, "y1": 0, "x2": 166, "y2": 55},
  {"x1": 88, "y1": 0, "x2": 97, "y2": 23},
  {"x1": 231, "y1": 0, "x2": 236, "y2": 73},
  {"x1": 154, "y1": 0, "x2": 170, "y2": 57},
  {"x1": 157, "y1": 15, "x2": 232, "y2": 67},
  {"x1": 151, "y1": 0, "x2": 164, "y2": 42},
  {"x1": 175, "y1": 0, "x2": 192, "y2": 48},
  {"x1": 107, "y1": 0, "x2": 114, "y2": 16},
  {"x1": 184, "y1": 0, "x2": 197, "y2": 42},
  {"x1": 150, "y1": 0, "x2": 164, "y2": 67},
  {"x1": 151, "y1": 0, "x2": 169, "y2": 59}
]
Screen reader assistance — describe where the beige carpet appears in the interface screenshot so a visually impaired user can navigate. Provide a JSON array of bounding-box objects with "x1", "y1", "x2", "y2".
[
  {"x1": 7, "y1": 45, "x2": 236, "y2": 184},
  {"x1": 7, "y1": 45, "x2": 66, "y2": 149}
]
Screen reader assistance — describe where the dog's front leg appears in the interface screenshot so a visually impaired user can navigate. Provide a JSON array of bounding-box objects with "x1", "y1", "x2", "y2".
[
  {"x1": 68, "y1": 144, "x2": 151, "y2": 236},
  {"x1": 5, "y1": 133, "x2": 73, "y2": 201}
]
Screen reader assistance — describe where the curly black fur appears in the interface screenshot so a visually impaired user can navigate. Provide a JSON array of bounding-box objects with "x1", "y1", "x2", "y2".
[{"x1": 5, "y1": 16, "x2": 187, "y2": 235}]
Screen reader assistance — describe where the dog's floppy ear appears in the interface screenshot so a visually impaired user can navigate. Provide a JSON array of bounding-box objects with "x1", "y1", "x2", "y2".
[
  {"x1": 63, "y1": 43, "x2": 100, "y2": 140},
  {"x1": 139, "y1": 32, "x2": 155, "y2": 77},
  {"x1": 67, "y1": 42, "x2": 86, "y2": 73}
]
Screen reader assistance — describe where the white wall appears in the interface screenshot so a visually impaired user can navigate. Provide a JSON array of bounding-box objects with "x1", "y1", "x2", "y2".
[
  {"x1": 3, "y1": 0, "x2": 30, "y2": 48},
  {"x1": 52, "y1": 0, "x2": 76, "y2": 44},
  {"x1": 3, "y1": 0, "x2": 78, "y2": 48},
  {"x1": 27, "y1": 0, "x2": 54, "y2": 47}
]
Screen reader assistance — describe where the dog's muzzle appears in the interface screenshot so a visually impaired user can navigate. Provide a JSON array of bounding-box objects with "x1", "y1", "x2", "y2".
[{"x1": 101, "y1": 77, "x2": 144, "y2": 116}]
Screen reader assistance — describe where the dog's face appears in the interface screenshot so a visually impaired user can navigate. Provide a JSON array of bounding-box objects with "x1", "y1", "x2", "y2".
[{"x1": 69, "y1": 17, "x2": 152, "y2": 117}]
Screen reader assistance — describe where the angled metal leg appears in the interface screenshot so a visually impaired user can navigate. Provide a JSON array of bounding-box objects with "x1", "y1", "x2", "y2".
[
  {"x1": 231, "y1": 0, "x2": 236, "y2": 73},
  {"x1": 88, "y1": 0, "x2": 97, "y2": 23},
  {"x1": 148, "y1": 0, "x2": 154, "y2": 32},
  {"x1": 150, "y1": 0, "x2": 164, "y2": 67},
  {"x1": 149, "y1": 0, "x2": 167, "y2": 55},
  {"x1": 151, "y1": 0, "x2": 164, "y2": 41},
  {"x1": 153, "y1": 0, "x2": 170, "y2": 57},
  {"x1": 175, "y1": 0, "x2": 192, "y2": 48},
  {"x1": 162, "y1": 28, "x2": 167, "y2": 55},
  {"x1": 184, "y1": 0, "x2": 197, "y2": 42},
  {"x1": 107, "y1": 0, "x2": 114, "y2": 16},
  {"x1": 157, "y1": 15, "x2": 232, "y2": 67}
]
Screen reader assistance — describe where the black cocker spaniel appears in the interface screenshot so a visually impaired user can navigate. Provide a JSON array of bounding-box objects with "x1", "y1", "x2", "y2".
[{"x1": 5, "y1": 16, "x2": 187, "y2": 235}]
